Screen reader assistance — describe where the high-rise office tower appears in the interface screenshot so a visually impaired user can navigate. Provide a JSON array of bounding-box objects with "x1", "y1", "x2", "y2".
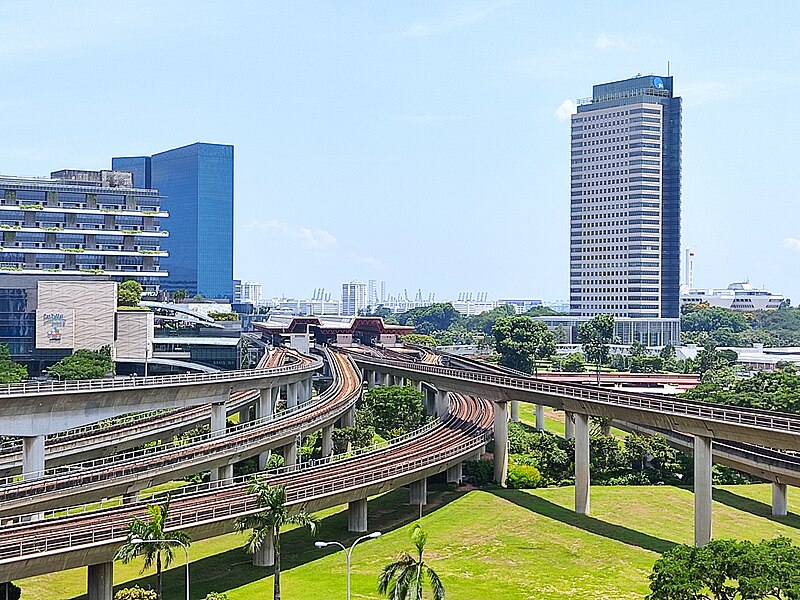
[
  {"x1": 341, "y1": 280, "x2": 368, "y2": 316},
  {"x1": 113, "y1": 142, "x2": 234, "y2": 300},
  {"x1": 569, "y1": 74, "x2": 681, "y2": 319}
]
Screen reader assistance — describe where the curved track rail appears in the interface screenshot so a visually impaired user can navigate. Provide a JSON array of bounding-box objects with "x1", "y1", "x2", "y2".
[
  {"x1": 0, "y1": 349, "x2": 305, "y2": 476},
  {"x1": 0, "y1": 350, "x2": 492, "y2": 581}
]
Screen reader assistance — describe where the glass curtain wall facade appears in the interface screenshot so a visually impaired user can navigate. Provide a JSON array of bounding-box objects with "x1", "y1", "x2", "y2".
[
  {"x1": 113, "y1": 143, "x2": 234, "y2": 300},
  {"x1": 570, "y1": 75, "x2": 682, "y2": 319}
]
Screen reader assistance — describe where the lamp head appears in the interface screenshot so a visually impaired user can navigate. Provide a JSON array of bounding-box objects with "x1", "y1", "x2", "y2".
[
  {"x1": 314, "y1": 541, "x2": 328, "y2": 548},
  {"x1": 130, "y1": 536, "x2": 144, "y2": 544},
  {"x1": 369, "y1": 532, "x2": 382, "y2": 539}
]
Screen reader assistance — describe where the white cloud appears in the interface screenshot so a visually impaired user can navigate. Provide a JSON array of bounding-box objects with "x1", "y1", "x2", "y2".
[
  {"x1": 783, "y1": 238, "x2": 800, "y2": 252},
  {"x1": 594, "y1": 33, "x2": 627, "y2": 49},
  {"x1": 402, "y1": 0, "x2": 514, "y2": 37},
  {"x1": 554, "y1": 99, "x2": 577, "y2": 122},
  {"x1": 253, "y1": 220, "x2": 339, "y2": 251}
]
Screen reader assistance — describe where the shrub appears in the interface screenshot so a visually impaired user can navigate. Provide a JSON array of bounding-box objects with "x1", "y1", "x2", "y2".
[
  {"x1": 463, "y1": 459, "x2": 493, "y2": 486},
  {"x1": 205, "y1": 593, "x2": 229, "y2": 600},
  {"x1": 506, "y1": 463, "x2": 542, "y2": 489},
  {"x1": 114, "y1": 586, "x2": 158, "y2": 600}
]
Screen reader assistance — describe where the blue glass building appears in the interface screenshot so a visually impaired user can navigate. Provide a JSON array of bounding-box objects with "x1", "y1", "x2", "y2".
[
  {"x1": 113, "y1": 143, "x2": 234, "y2": 300},
  {"x1": 570, "y1": 75, "x2": 682, "y2": 322}
]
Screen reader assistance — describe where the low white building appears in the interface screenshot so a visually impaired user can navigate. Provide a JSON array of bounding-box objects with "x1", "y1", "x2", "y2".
[{"x1": 681, "y1": 282, "x2": 784, "y2": 311}]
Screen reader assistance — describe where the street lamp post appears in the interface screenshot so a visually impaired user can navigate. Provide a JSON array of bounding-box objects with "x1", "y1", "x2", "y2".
[
  {"x1": 130, "y1": 537, "x2": 190, "y2": 600},
  {"x1": 315, "y1": 532, "x2": 381, "y2": 600}
]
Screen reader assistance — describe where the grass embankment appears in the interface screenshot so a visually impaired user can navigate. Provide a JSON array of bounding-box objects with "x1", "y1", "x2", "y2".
[{"x1": 20, "y1": 484, "x2": 800, "y2": 600}]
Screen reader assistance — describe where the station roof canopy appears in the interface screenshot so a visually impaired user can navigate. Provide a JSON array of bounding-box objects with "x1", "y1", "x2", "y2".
[{"x1": 253, "y1": 315, "x2": 414, "y2": 336}]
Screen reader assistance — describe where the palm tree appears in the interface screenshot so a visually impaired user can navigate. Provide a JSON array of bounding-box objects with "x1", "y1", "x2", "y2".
[
  {"x1": 234, "y1": 478, "x2": 319, "y2": 600},
  {"x1": 115, "y1": 500, "x2": 191, "y2": 600},
  {"x1": 378, "y1": 524, "x2": 445, "y2": 600}
]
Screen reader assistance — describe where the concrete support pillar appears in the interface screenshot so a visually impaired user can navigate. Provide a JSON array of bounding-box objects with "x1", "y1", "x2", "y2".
[
  {"x1": 535, "y1": 405, "x2": 545, "y2": 432},
  {"x1": 302, "y1": 377, "x2": 313, "y2": 402},
  {"x1": 87, "y1": 562, "x2": 113, "y2": 600},
  {"x1": 283, "y1": 442, "x2": 297, "y2": 467},
  {"x1": 414, "y1": 380, "x2": 424, "y2": 393},
  {"x1": 694, "y1": 434, "x2": 713, "y2": 546},
  {"x1": 772, "y1": 482, "x2": 788, "y2": 517},
  {"x1": 371, "y1": 370, "x2": 379, "y2": 388},
  {"x1": 493, "y1": 401, "x2": 509, "y2": 485},
  {"x1": 321, "y1": 424, "x2": 334, "y2": 457},
  {"x1": 564, "y1": 411, "x2": 575, "y2": 441},
  {"x1": 574, "y1": 412, "x2": 590, "y2": 515},
  {"x1": 426, "y1": 390, "x2": 437, "y2": 417},
  {"x1": 253, "y1": 528, "x2": 275, "y2": 567},
  {"x1": 510, "y1": 400, "x2": 520, "y2": 423},
  {"x1": 409, "y1": 478, "x2": 428, "y2": 505},
  {"x1": 287, "y1": 382, "x2": 299, "y2": 408},
  {"x1": 22, "y1": 435, "x2": 46, "y2": 481},
  {"x1": 211, "y1": 463, "x2": 234, "y2": 482},
  {"x1": 436, "y1": 389, "x2": 450, "y2": 417},
  {"x1": 382, "y1": 372, "x2": 391, "y2": 386},
  {"x1": 348, "y1": 498, "x2": 368, "y2": 532},
  {"x1": 210, "y1": 401, "x2": 227, "y2": 433},
  {"x1": 258, "y1": 388, "x2": 274, "y2": 420},
  {"x1": 340, "y1": 405, "x2": 355, "y2": 428},
  {"x1": 364, "y1": 369, "x2": 373, "y2": 388},
  {"x1": 447, "y1": 462, "x2": 462, "y2": 484}
]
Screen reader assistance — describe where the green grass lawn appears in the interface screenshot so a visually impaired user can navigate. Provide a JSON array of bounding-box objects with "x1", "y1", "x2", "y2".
[{"x1": 18, "y1": 483, "x2": 800, "y2": 600}]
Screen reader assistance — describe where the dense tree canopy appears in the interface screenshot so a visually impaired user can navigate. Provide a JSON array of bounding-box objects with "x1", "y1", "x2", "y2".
[
  {"x1": 648, "y1": 537, "x2": 800, "y2": 600},
  {"x1": 400, "y1": 333, "x2": 438, "y2": 347},
  {"x1": 357, "y1": 385, "x2": 425, "y2": 437},
  {"x1": 684, "y1": 366, "x2": 800, "y2": 413},
  {"x1": 0, "y1": 344, "x2": 27, "y2": 384},
  {"x1": 117, "y1": 280, "x2": 143, "y2": 307},
  {"x1": 493, "y1": 316, "x2": 555, "y2": 374},
  {"x1": 397, "y1": 303, "x2": 461, "y2": 335},
  {"x1": 579, "y1": 314, "x2": 615, "y2": 381},
  {"x1": 48, "y1": 346, "x2": 114, "y2": 380}
]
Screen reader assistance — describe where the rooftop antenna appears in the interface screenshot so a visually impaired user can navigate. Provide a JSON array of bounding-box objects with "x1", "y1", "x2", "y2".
[{"x1": 667, "y1": 61, "x2": 670, "y2": 77}]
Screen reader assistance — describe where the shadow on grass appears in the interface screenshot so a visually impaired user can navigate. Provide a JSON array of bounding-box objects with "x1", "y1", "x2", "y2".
[
  {"x1": 68, "y1": 485, "x2": 465, "y2": 600},
  {"x1": 712, "y1": 488, "x2": 800, "y2": 529},
  {"x1": 491, "y1": 488, "x2": 676, "y2": 554}
]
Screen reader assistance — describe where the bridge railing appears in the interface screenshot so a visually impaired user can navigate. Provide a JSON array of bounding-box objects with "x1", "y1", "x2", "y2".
[
  {"x1": 0, "y1": 354, "x2": 321, "y2": 397},
  {"x1": 0, "y1": 424, "x2": 491, "y2": 561},
  {"x1": 354, "y1": 356, "x2": 800, "y2": 435}
]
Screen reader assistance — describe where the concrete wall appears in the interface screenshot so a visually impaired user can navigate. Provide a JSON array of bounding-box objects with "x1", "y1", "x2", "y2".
[
  {"x1": 115, "y1": 310, "x2": 154, "y2": 361},
  {"x1": 35, "y1": 281, "x2": 116, "y2": 353}
]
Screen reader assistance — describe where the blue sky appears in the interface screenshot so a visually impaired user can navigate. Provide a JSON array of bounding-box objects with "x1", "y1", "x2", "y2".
[{"x1": 3, "y1": 1, "x2": 799, "y2": 303}]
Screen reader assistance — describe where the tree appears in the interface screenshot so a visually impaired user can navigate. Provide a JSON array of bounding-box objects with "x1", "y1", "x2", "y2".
[
  {"x1": 114, "y1": 587, "x2": 158, "y2": 600},
  {"x1": 378, "y1": 524, "x2": 445, "y2": 600},
  {"x1": 553, "y1": 352, "x2": 586, "y2": 372},
  {"x1": 493, "y1": 316, "x2": 555, "y2": 375},
  {"x1": 115, "y1": 501, "x2": 192, "y2": 600},
  {"x1": 397, "y1": 303, "x2": 461, "y2": 335},
  {"x1": 172, "y1": 290, "x2": 188, "y2": 301},
  {"x1": 0, "y1": 344, "x2": 27, "y2": 384},
  {"x1": 357, "y1": 385, "x2": 425, "y2": 438},
  {"x1": 579, "y1": 314, "x2": 615, "y2": 384},
  {"x1": 48, "y1": 346, "x2": 114, "y2": 380},
  {"x1": 648, "y1": 537, "x2": 800, "y2": 600},
  {"x1": 118, "y1": 280, "x2": 143, "y2": 307},
  {"x1": 401, "y1": 334, "x2": 438, "y2": 347},
  {"x1": 234, "y1": 479, "x2": 318, "y2": 600}
]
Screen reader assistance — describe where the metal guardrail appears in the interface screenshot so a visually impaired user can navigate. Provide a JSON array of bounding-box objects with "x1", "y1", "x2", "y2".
[
  {"x1": 354, "y1": 355, "x2": 800, "y2": 435},
  {"x1": 0, "y1": 355, "x2": 321, "y2": 397},
  {"x1": 0, "y1": 424, "x2": 491, "y2": 560}
]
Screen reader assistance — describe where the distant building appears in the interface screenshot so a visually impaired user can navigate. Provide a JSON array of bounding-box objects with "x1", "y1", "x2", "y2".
[
  {"x1": 570, "y1": 74, "x2": 682, "y2": 319},
  {"x1": 233, "y1": 279, "x2": 243, "y2": 302},
  {"x1": 341, "y1": 280, "x2": 368, "y2": 316},
  {"x1": 237, "y1": 281, "x2": 263, "y2": 306},
  {"x1": 0, "y1": 172, "x2": 168, "y2": 295},
  {"x1": 113, "y1": 142, "x2": 234, "y2": 300},
  {"x1": 534, "y1": 315, "x2": 680, "y2": 347},
  {"x1": 681, "y1": 282, "x2": 784, "y2": 311},
  {"x1": 497, "y1": 299, "x2": 543, "y2": 314}
]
